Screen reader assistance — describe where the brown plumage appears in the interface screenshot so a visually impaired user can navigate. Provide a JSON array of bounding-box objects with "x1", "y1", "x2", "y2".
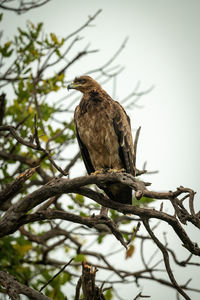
[{"x1": 67, "y1": 76, "x2": 135, "y2": 204}]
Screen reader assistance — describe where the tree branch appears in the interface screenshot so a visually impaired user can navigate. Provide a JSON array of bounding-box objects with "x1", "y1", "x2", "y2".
[
  {"x1": 0, "y1": 0, "x2": 52, "y2": 14},
  {"x1": 0, "y1": 172, "x2": 199, "y2": 257},
  {"x1": 142, "y1": 218, "x2": 191, "y2": 300},
  {"x1": 0, "y1": 167, "x2": 37, "y2": 209},
  {"x1": 0, "y1": 271, "x2": 51, "y2": 300}
]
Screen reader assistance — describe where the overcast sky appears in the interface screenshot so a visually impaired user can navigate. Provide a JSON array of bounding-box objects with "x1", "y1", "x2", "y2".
[{"x1": 2, "y1": 0, "x2": 200, "y2": 299}]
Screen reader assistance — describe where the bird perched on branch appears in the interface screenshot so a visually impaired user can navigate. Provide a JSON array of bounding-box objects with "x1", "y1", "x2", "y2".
[{"x1": 67, "y1": 76, "x2": 135, "y2": 204}]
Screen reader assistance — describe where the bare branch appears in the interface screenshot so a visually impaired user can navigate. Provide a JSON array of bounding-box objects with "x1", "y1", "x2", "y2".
[
  {"x1": 0, "y1": 124, "x2": 68, "y2": 176},
  {"x1": 133, "y1": 291, "x2": 150, "y2": 300},
  {"x1": 0, "y1": 93, "x2": 6, "y2": 126},
  {"x1": 0, "y1": 167, "x2": 37, "y2": 209},
  {"x1": 0, "y1": 271, "x2": 51, "y2": 300},
  {"x1": 0, "y1": 0, "x2": 52, "y2": 14},
  {"x1": 81, "y1": 262, "x2": 106, "y2": 300},
  {"x1": 142, "y1": 218, "x2": 191, "y2": 300},
  {"x1": 134, "y1": 126, "x2": 141, "y2": 171},
  {"x1": 40, "y1": 258, "x2": 74, "y2": 292}
]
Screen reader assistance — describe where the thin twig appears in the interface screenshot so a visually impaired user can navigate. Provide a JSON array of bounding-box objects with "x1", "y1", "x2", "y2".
[
  {"x1": 39, "y1": 258, "x2": 74, "y2": 292},
  {"x1": 134, "y1": 126, "x2": 141, "y2": 168},
  {"x1": 142, "y1": 218, "x2": 191, "y2": 300}
]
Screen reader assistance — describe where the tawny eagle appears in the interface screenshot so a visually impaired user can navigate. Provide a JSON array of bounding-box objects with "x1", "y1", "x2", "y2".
[{"x1": 68, "y1": 76, "x2": 135, "y2": 204}]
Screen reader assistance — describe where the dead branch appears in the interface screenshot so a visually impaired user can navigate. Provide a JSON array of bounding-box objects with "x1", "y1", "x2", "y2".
[
  {"x1": 142, "y1": 218, "x2": 191, "y2": 300},
  {"x1": 81, "y1": 262, "x2": 106, "y2": 300},
  {"x1": 0, "y1": 172, "x2": 199, "y2": 258},
  {"x1": 0, "y1": 92, "x2": 6, "y2": 126},
  {"x1": 0, "y1": 271, "x2": 51, "y2": 300},
  {"x1": 0, "y1": 0, "x2": 52, "y2": 14},
  {"x1": 0, "y1": 124, "x2": 68, "y2": 176},
  {"x1": 0, "y1": 167, "x2": 37, "y2": 209}
]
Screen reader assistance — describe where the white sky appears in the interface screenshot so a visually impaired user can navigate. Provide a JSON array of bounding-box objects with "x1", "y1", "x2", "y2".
[{"x1": 1, "y1": 0, "x2": 200, "y2": 299}]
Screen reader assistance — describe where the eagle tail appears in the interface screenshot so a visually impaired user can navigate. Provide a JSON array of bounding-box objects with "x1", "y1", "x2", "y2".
[{"x1": 102, "y1": 183, "x2": 132, "y2": 204}]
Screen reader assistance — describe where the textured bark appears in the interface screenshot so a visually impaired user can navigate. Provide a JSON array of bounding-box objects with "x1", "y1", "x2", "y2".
[
  {"x1": 0, "y1": 271, "x2": 51, "y2": 300},
  {"x1": 81, "y1": 263, "x2": 106, "y2": 300}
]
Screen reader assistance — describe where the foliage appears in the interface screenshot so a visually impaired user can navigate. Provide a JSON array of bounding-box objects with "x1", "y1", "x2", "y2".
[{"x1": 0, "y1": 19, "x2": 73, "y2": 187}]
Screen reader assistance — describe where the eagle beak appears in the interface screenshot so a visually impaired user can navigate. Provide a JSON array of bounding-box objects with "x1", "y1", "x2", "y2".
[{"x1": 67, "y1": 82, "x2": 75, "y2": 91}]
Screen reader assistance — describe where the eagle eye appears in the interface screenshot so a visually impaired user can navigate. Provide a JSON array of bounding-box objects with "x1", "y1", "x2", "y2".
[{"x1": 78, "y1": 78, "x2": 86, "y2": 84}]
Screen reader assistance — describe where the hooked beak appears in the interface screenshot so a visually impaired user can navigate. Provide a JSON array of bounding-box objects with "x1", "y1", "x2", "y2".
[
  {"x1": 67, "y1": 81, "x2": 78, "y2": 91},
  {"x1": 67, "y1": 82, "x2": 73, "y2": 91}
]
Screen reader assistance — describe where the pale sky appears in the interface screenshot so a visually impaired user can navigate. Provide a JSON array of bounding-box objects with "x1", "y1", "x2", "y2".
[{"x1": 1, "y1": 0, "x2": 200, "y2": 299}]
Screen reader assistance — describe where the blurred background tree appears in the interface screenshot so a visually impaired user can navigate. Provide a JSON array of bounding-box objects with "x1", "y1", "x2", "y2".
[{"x1": 0, "y1": 1, "x2": 200, "y2": 300}]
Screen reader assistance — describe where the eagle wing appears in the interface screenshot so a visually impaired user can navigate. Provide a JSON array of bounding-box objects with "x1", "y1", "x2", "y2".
[
  {"x1": 74, "y1": 93, "x2": 135, "y2": 204},
  {"x1": 113, "y1": 101, "x2": 135, "y2": 176},
  {"x1": 74, "y1": 120, "x2": 95, "y2": 174}
]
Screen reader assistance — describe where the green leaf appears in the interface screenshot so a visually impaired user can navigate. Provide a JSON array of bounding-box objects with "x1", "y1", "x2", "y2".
[
  {"x1": 40, "y1": 103, "x2": 55, "y2": 121},
  {"x1": 79, "y1": 211, "x2": 88, "y2": 217},
  {"x1": 50, "y1": 33, "x2": 59, "y2": 44},
  {"x1": 17, "y1": 27, "x2": 29, "y2": 38},
  {"x1": 132, "y1": 196, "x2": 155, "y2": 206},
  {"x1": 23, "y1": 67, "x2": 32, "y2": 74},
  {"x1": 104, "y1": 288, "x2": 113, "y2": 300},
  {"x1": 123, "y1": 233, "x2": 129, "y2": 241},
  {"x1": 0, "y1": 41, "x2": 13, "y2": 57},
  {"x1": 74, "y1": 254, "x2": 85, "y2": 262},
  {"x1": 68, "y1": 205, "x2": 74, "y2": 210},
  {"x1": 60, "y1": 272, "x2": 71, "y2": 284},
  {"x1": 42, "y1": 269, "x2": 52, "y2": 281},
  {"x1": 75, "y1": 194, "x2": 84, "y2": 204},
  {"x1": 36, "y1": 22, "x2": 43, "y2": 37},
  {"x1": 55, "y1": 48, "x2": 61, "y2": 57},
  {"x1": 140, "y1": 196, "x2": 155, "y2": 204},
  {"x1": 110, "y1": 209, "x2": 120, "y2": 220},
  {"x1": 97, "y1": 235, "x2": 105, "y2": 244}
]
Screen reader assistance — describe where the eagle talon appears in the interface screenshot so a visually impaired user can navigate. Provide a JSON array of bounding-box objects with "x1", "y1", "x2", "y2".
[
  {"x1": 91, "y1": 168, "x2": 125, "y2": 175},
  {"x1": 107, "y1": 168, "x2": 125, "y2": 174},
  {"x1": 91, "y1": 169, "x2": 105, "y2": 175}
]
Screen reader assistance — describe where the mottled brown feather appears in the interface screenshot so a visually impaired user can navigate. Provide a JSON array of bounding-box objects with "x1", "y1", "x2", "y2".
[{"x1": 72, "y1": 76, "x2": 135, "y2": 204}]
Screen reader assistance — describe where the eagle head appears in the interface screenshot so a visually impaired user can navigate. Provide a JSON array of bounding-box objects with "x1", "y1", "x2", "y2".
[{"x1": 67, "y1": 76, "x2": 100, "y2": 93}]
